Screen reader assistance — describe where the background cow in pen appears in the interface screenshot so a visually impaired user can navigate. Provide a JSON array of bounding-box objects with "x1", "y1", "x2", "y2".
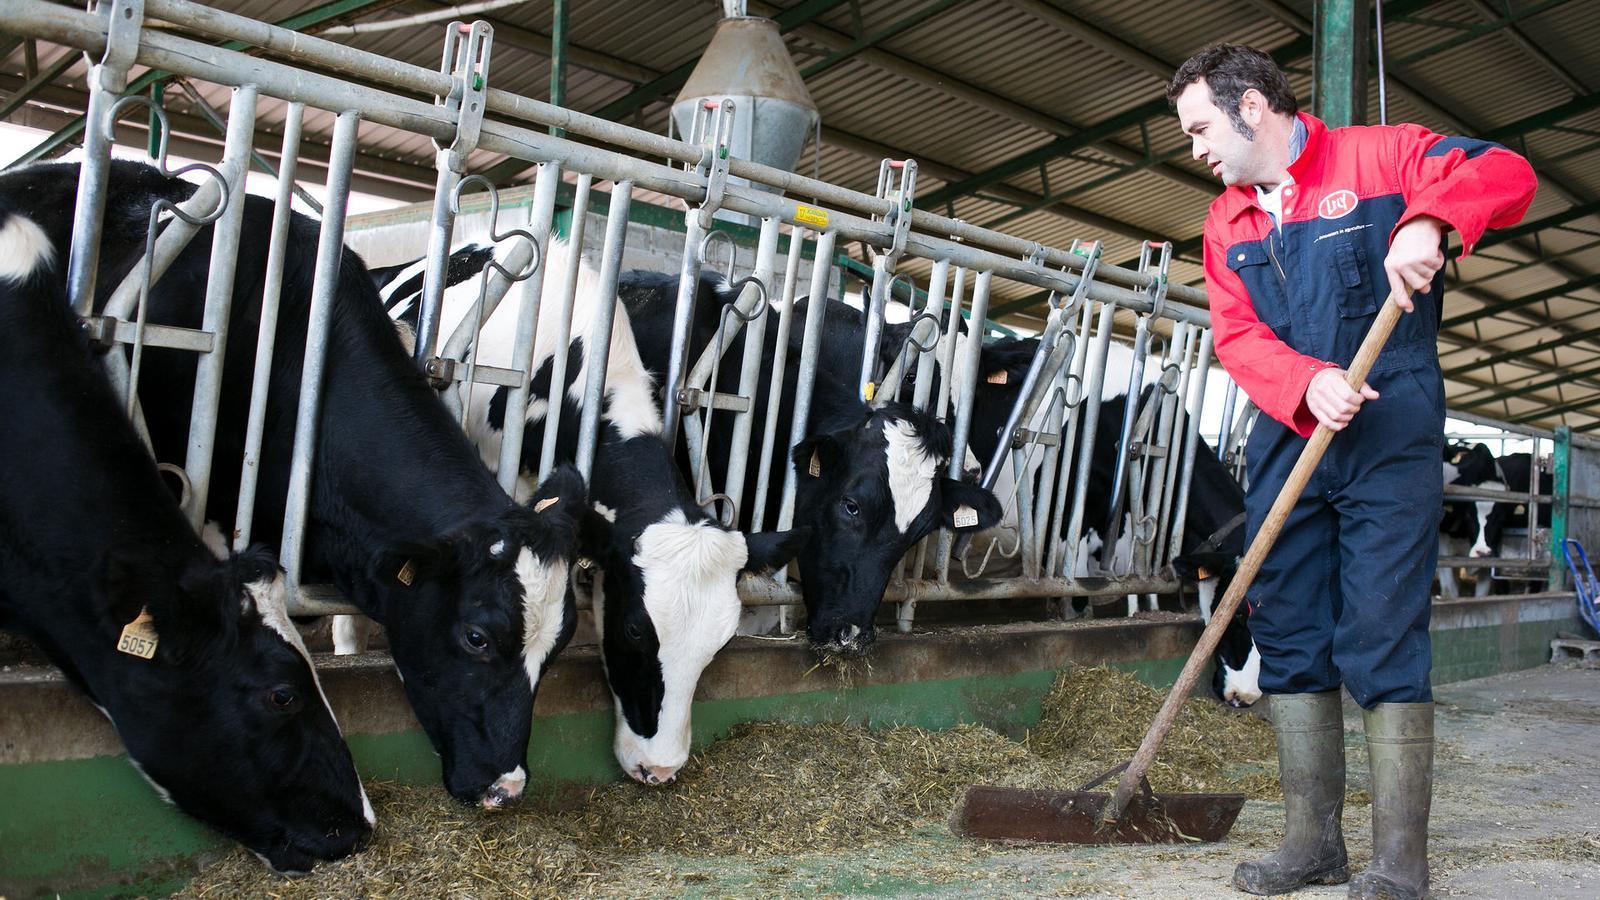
[
  {"x1": 0, "y1": 203, "x2": 372, "y2": 873},
  {"x1": 619, "y1": 269, "x2": 1003, "y2": 657},
  {"x1": 1439, "y1": 442, "x2": 1501, "y2": 598},
  {"x1": 0, "y1": 161, "x2": 589, "y2": 809},
  {"x1": 381, "y1": 239, "x2": 808, "y2": 785}
]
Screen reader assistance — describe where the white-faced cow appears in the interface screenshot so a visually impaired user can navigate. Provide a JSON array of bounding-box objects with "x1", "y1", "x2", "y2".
[
  {"x1": 0, "y1": 161, "x2": 589, "y2": 809},
  {"x1": 0, "y1": 206, "x2": 372, "y2": 873},
  {"x1": 1479, "y1": 451, "x2": 1552, "y2": 560},
  {"x1": 617, "y1": 270, "x2": 1003, "y2": 657},
  {"x1": 380, "y1": 240, "x2": 807, "y2": 784}
]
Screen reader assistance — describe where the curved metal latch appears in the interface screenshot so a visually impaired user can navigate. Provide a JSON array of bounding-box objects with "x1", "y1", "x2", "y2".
[
  {"x1": 873, "y1": 158, "x2": 917, "y2": 264},
  {"x1": 688, "y1": 99, "x2": 735, "y2": 230},
  {"x1": 1138, "y1": 239, "x2": 1172, "y2": 321},
  {"x1": 435, "y1": 21, "x2": 493, "y2": 175},
  {"x1": 91, "y1": 0, "x2": 144, "y2": 94}
]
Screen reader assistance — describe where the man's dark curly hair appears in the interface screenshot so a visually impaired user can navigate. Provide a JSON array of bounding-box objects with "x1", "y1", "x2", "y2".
[{"x1": 1166, "y1": 43, "x2": 1298, "y2": 140}]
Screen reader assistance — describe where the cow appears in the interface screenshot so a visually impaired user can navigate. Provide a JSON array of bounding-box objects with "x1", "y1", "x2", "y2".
[
  {"x1": 881, "y1": 325, "x2": 1260, "y2": 706},
  {"x1": 617, "y1": 268, "x2": 1003, "y2": 657},
  {"x1": 378, "y1": 239, "x2": 808, "y2": 785},
  {"x1": 0, "y1": 206, "x2": 372, "y2": 873},
  {"x1": 0, "y1": 160, "x2": 589, "y2": 809},
  {"x1": 1439, "y1": 442, "x2": 1502, "y2": 598},
  {"x1": 1479, "y1": 452, "x2": 1553, "y2": 559}
]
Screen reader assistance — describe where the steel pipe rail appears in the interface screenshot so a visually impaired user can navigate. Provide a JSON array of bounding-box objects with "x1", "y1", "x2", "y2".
[{"x1": 50, "y1": 0, "x2": 1208, "y2": 315}]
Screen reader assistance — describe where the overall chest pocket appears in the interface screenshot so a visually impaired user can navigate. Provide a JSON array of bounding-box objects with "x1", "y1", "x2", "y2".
[
  {"x1": 1226, "y1": 242, "x2": 1288, "y2": 330},
  {"x1": 1331, "y1": 242, "x2": 1378, "y2": 318}
]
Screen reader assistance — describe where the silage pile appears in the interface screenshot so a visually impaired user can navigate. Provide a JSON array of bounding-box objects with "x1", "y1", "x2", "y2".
[{"x1": 178, "y1": 666, "x2": 1277, "y2": 898}]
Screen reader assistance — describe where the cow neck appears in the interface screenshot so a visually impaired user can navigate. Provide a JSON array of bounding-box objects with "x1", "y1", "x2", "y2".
[{"x1": 312, "y1": 276, "x2": 517, "y2": 548}]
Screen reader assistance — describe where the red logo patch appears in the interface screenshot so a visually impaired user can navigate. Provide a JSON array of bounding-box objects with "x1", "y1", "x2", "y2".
[{"x1": 1318, "y1": 189, "x2": 1359, "y2": 220}]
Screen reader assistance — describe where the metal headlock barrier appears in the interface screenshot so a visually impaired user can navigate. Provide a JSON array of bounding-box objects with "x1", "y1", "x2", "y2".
[{"x1": 14, "y1": 0, "x2": 1250, "y2": 625}]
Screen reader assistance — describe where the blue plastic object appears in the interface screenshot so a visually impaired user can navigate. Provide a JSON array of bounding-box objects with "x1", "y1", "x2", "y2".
[{"x1": 1561, "y1": 539, "x2": 1600, "y2": 638}]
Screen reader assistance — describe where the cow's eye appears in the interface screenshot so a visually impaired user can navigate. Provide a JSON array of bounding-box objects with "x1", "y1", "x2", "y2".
[
  {"x1": 840, "y1": 497, "x2": 860, "y2": 518},
  {"x1": 461, "y1": 626, "x2": 491, "y2": 654},
  {"x1": 624, "y1": 621, "x2": 645, "y2": 643},
  {"x1": 266, "y1": 687, "x2": 298, "y2": 710}
]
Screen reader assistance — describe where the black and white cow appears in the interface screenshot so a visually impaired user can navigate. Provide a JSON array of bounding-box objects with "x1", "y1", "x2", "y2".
[
  {"x1": 0, "y1": 161, "x2": 589, "y2": 809},
  {"x1": 1479, "y1": 451, "x2": 1552, "y2": 558},
  {"x1": 618, "y1": 269, "x2": 1003, "y2": 656},
  {"x1": 0, "y1": 206, "x2": 372, "y2": 873},
  {"x1": 1439, "y1": 442, "x2": 1502, "y2": 598},
  {"x1": 884, "y1": 326, "x2": 1260, "y2": 706},
  {"x1": 379, "y1": 240, "x2": 807, "y2": 784}
]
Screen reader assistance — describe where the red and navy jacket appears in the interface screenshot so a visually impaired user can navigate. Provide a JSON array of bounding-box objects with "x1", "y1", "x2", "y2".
[{"x1": 1203, "y1": 112, "x2": 1537, "y2": 437}]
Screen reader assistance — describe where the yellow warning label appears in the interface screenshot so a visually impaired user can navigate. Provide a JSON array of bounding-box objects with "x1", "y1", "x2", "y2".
[{"x1": 794, "y1": 205, "x2": 829, "y2": 229}]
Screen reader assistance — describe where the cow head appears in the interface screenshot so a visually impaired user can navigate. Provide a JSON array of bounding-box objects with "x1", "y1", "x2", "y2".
[
  {"x1": 97, "y1": 546, "x2": 371, "y2": 874},
  {"x1": 789, "y1": 403, "x2": 1001, "y2": 655},
  {"x1": 1211, "y1": 605, "x2": 1261, "y2": 708},
  {"x1": 1444, "y1": 442, "x2": 1497, "y2": 487},
  {"x1": 580, "y1": 482, "x2": 807, "y2": 785},
  {"x1": 367, "y1": 464, "x2": 586, "y2": 808}
]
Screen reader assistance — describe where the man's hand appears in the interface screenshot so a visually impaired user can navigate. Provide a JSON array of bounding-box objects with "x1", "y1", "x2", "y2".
[
  {"x1": 1306, "y1": 367, "x2": 1378, "y2": 431},
  {"x1": 1384, "y1": 215, "x2": 1448, "y2": 313}
]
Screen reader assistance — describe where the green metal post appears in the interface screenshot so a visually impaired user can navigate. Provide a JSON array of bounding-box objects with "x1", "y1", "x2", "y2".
[
  {"x1": 1551, "y1": 426, "x2": 1571, "y2": 591},
  {"x1": 549, "y1": 0, "x2": 567, "y2": 137},
  {"x1": 146, "y1": 80, "x2": 164, "y2": 159},
  {"x1": 1314, "y1": 0, "x2": 1370, "y2": 127}
]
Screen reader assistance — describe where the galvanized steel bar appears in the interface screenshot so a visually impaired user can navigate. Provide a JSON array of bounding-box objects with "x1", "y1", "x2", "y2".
[
  {"x1": 858, "y1": 254, "x2": 892, "y2": 402},
  {"x1": 280, "y1": 109, "x2": 359, "y2": 588},
  {"x1": 1046, "y1": 297, "x2": 1096, "y2": 578},
  {"x1": 495, "y1": 162, "x2": 561, "y2": 496},
  {"x1": 233, "y1": 102, "x2": 305, "y2": 550},
  {"x1": 777, "y1": 229, "x2": 838, "y2": 533},
  {"x1": 662, "y1": 214, "x2": 710, "y2": 446},
  {"x1": 1167, "y1": 330, "x2": 1215, "y2": 569},
  {"x1": 1064, "y1": 301, "x2": 1118, "y2": 575},
  {"x1": 750, "y1": 229, "x2": 807, "y2": 533},
  {"x1": 535, "y1": 173, "x2": 591, "y2": 481},
  {"x1": 573, "y1": 182, "x2": 633, "y2": 481},
  {"x1": 182, "y1": 83, "x2": 257, "y2": 530},
  {"x1": 66, "y1": 0, "x2": 143, "y2": 316},
  {"x1": 1101, "y1": 314, "x2": 1151, "y2": 554},
  {"x1": 720, "y1": 217, "x2": 783, "y2": 521}
]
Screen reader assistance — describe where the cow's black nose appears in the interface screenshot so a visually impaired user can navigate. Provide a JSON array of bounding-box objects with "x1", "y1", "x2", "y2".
[{"x1": 835, "y1": 623, "x2": 862, "y2": 646}]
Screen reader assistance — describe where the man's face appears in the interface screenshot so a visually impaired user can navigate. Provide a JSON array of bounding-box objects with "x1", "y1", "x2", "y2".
[{"x1": 1176, "y1": 82, "x2": 1264, "y2": 187}]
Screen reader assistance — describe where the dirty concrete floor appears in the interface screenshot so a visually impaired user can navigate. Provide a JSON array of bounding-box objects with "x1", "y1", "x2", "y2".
[{"x1": 593, "y1": 664, "x2": 1600, "y2": 898}]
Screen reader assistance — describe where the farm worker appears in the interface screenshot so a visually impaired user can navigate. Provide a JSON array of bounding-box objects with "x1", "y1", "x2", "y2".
[{"x1": 1166, "y1": 43, "x2": 1537, "y2": 899}]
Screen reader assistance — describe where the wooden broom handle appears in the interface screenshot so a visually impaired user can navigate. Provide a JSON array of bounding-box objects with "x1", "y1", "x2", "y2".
[{"x1": 1103, "y1": 293, "x2": 1407, "y2": 825}]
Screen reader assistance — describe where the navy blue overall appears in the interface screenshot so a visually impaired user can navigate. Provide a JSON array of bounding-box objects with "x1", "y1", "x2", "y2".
[{"x1": 1233, "y1": 194, "x2": 1446, "y2": 708}]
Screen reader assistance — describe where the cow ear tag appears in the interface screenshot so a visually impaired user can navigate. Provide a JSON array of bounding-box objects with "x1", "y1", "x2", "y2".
[
  {"x1": 808, "y1": 448, "x2": 821, "y2": 477},
  {"x1": 534, "y1": 495, "x2": 559, "y2": 513},
  {"x1": 953, "y1": 505, "x2": 979, "y2": 529},
  {"x1": 396, "y1": 559, "x2": 416, "y2": 586},
  {"x1": 1196, "y1": 566, "x2": 1213, "y2": 581},
  {"x1": 117, "y1": 608, "x2": 160, "y2": 660},
  {"x1": 987, "y1": 369, "x2": 1009, "y2": 385}
]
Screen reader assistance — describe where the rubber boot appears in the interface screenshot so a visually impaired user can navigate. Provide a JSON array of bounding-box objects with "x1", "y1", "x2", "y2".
[
  {"x1": 1348, "y1": 702, "x2": 1433, "y2": 900},
  {"x1": 1233, "y1": 691, "x2": 1350, "y2": 894}
]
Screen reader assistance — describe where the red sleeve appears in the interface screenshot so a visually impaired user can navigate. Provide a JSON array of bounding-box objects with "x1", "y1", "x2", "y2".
[
  {"x1": 1203, "y1": 222, "x2": 1337, "y2": 438},
  {"x1": 1389, "y1": 124, "x2": 1537, "y2": 255}
]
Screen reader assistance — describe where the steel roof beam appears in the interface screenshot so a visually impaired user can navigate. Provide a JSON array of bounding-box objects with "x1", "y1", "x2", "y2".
[
  {"x1": 1461, "y1": 0, "x2": 1590, "y2": 93},
  {"x1": 1442, "y1": 272, "x2": 1600, "y2": 329},
  {"x1": 1511, "y1": 388, "x2": 1600, "y2": 423},
  {"x1": 999, "y1": 0, "x2": 1171, "y2": 80},
  {"x1": 1454, "y1": 359, "x2": 1600, "y2": 412},
  {"x1": 1473, "y1": 200, "x2": 1600, "y2": 252},
  {"x1": 397, "y1": 0, "x2": 657, "y2": 84},
  {"x1": 748, "y1": 0, "x2": 1217, "y2": 199},
  {"x1": 0, "y1": 47, "x2": 75, "y2": 123}
]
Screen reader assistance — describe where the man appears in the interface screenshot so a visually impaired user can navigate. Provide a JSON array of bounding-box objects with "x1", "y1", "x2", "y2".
[{"x1": 1168, "y1": 44, "x2": 1536, "y2": 899}]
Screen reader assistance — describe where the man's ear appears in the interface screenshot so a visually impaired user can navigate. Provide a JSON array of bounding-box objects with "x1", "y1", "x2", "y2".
[
  {"x1": 791, "y1": 431, "x2": 845, "y2": 481},
  {"x1": 938, "y1": 479, "x2": 1003, "y2": 532},
  {"x1": 741, "y1": 527, "x2": 811, "y2": 575}
]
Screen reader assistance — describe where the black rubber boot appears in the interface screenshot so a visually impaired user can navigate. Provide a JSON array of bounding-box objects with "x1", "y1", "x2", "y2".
[
  {"x1": 1233, "y1": 691, "x2": 1350, "y2": 895},
  {"x1": 1348, "y1": 702, "x2": 1433, "y2": 900}
]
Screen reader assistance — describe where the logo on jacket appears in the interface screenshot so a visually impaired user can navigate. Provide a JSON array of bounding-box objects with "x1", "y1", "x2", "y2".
[{"x1": 1318, "y1": 190, "x2": 1359, "y2": 220}]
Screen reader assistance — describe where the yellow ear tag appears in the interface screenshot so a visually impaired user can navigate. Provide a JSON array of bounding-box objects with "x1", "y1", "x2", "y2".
[
  {"x1": 397, "y1": 559, "x2": 416, "y2": 586},
  {"x1": 1196, "y1": 566, "x2": 1213, "y2": 581},
  {"x1": 809, "y1": 448, "x2": 821, "y2": 477},
  {"x1": 863, "y1": 381, "x2": 876, "y2": 402},
  {"x1": 1514, "y1": 504, "x2": 1526, "y2": 515},
  {"x1": 952, "y1": 504, "x2": 979, "y2": 529},
  {"x1": 987, "y1": 369, "x2": 1009, "y2": 385},
  {"x1": 534, "y1": 495, "x2": 559, "y2": 513},
  {"x1": 117, "y1": 608, "x2": 160, "y2": 660}
]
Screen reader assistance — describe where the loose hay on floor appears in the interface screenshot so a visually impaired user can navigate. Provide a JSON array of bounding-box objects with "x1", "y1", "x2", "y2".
[
  {"x1": 178, "y1": 666, "x2": 1276, "y2": 897},
  {"x1": 1029, "y1": 665, "x2": 1279, "y2": 798}
]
